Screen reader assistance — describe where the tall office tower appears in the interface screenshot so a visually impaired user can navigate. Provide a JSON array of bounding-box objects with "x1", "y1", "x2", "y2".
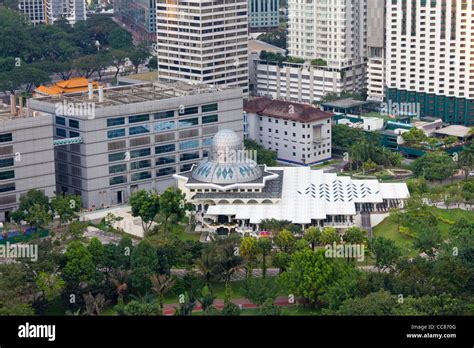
[
  {"x1": 44, "y1": 0, "x2": 87, "y2": 24},
  {"x1": 248, "y1": 0, "x2": 279, "y2": 32},
  {"x1": 114, "y1": 0, "x2": 157, "y2": 42},
  {"x1": 366, "y1": 0, "x2": 386, "y2": 102},
  {"x1": 287, "y1": 0, "x2": 367, "y2": 67},
  {"x1": 18, "y1": 0, "x2": 46, "y2": 25},
  {"x1": 386, "y1": 0, "x2": 474, "y2": 125},
  {"x1": 156, "y1": 0, "x2": 249, "y2": 95}
]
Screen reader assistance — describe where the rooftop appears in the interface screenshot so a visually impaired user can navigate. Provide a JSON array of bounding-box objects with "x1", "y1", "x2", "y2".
[
  {"x1": 32, "y1": 82, "x2": 226, "y2": 108},
  {"x1": 248, "y1": 39, "x2": 286, "y2": 54},
  {"x1": 34, "y1": 77, "x2": 99, "y2": 96},
  {"x1": 321, "y1": 98, "x2": 369, "y2": 109},
  {"x1": 244, "y1": 97, "x2": 332, "y2": 123},
  {"x1": 434, "y1": 125, "x2": 472, "y2": 138}
]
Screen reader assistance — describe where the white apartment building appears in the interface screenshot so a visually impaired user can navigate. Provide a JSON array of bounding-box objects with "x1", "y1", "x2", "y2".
[
  {"x1": 366, "y1": 0, "x2": 386, "y2": 102},
  {"x1": 18, "y1": 0, "x2": 46, "y2": 25},
  {"x1": 386, "y1": 0, "x2": 474, "y2": 125},
  {"x1": 244, "y1": 97, "x2": 333, "y2": 166},
  {"x1": 287, "y1": 0, "x2": 367, "y2": 67},
  {"x1": 255, "y1": 60, "x2": 367, "y2": 104},
  {"x1": 155, "y1": 0, "x2": 249, "y2": 95},
  {"x1": 19, "y1": 0, "x2": 87, "y2": 25},
  {"x1": 0, "y1": 97, "x2": 56, "y2": 221}
]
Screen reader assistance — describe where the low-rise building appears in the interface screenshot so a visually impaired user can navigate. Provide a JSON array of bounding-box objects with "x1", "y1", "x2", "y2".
[
  {"x1": 0, "y1": 96, "x2": 56, "y2": 221},
  {"x1": 29, "y1": 82, "x2": 244, "y2": 209},
  {"x1": 244, "y1": 97, "x2": 333, "y2": 166}
]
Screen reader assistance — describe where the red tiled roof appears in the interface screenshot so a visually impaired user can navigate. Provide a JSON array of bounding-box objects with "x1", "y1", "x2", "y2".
[{"x1": 244, "y1": 97, "x2": 332, "y2": 123}]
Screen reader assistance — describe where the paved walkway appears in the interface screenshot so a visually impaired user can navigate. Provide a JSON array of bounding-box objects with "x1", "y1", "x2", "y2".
[{"x1": 163, "y1": 296, "x2": 293, "y2": 315}]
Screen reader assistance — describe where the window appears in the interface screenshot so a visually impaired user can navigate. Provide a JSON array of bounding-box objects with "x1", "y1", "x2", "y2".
[
  {"x1": 156, "y1": 144, "x2": 175, "y2": 154},
  {"x1": 203, "y1": 137, "x2": 213, "y2": 146},
  {"x1": 180, "y1": 164, "x2": 194, "y2": 172},
  {"x1": 107, "y1": 129, "x2": 125, "y2": 139},
  {"x1": 56, "y1": 116, "x2": 66, "y2": 125},
  {"x1": 0, "y1": 158, "x2": 14, "y2": 168},
  {"x1": 130, "y1": 148, "x2": 151, "y2": 158},
  {"x1": 179, "y1": 106, "x2": 198, "y2": 115},
  {"x1": 129, "y1": 114, "x2": 149, "y2": 123},
  {"x1": 108, "y1": 152, "x2": 126, "y2": 162},
  {"x1": 155, "y1": 110, "x2": 174, "y2": 119},
  {"x1": 0, "y1": 170, "x2": 14, "y2": 180},
  {"x1": 107, "y1": 117, "x2": 125, "y2": 127},
  {"x1": 202, "y1": 115, "x2": 218, "y2": 124},
  {"x1": 202, "y1": 103, "x2": 218, "y2": 112},
  {"x1": 110, "y1": 176, "x2": 127, "y2": 185},
  {"x1": 179, "y1": 118, "x2": 199, "y2": 128},
  {"x1": 129, "y1": 125, "x2": 150, "y2": 136},
  {"x1": 0, "y1": 133, "x2": 12, "y2": 143},
  {"x1": 131, "y1": 159, "x2": 151, "y2": 170},
  {"x1": 109, "y1": 164, "x2": 127, "y2": 174},
  {"x1": 154, "y1": 121, "x2": 175, "y2": 132},
  {"x1": 56, "y1": 128, "x2": 66, "y2": 137},
  {"x1": 180, "y1": 139, "x2": 200, "y2": 150},
  {"x1": 69, "y1": 119, "x2": 80, "y2": 129},
  {"x1": 157, "y1": 167, "x2": 176, "y2": 177},
  {"x1": 0, "y1": 182, "x2": 15, "y2": 193},
  {"x1": 156, "y1": 155, "x2": 175, "y2": 165},
  {"x1": 180, "y1": 151, "x2": 200, "y2": 161},
  {"x1": 131, "y1": 171, "x2": 152, "y2": 181},
  {"x1": 70, "y1": 131, "x2": 80, "y2": 138}
]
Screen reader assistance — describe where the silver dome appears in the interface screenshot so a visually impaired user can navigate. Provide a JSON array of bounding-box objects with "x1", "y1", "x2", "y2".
[{"x1": 191, "y1": 129, "x2": 263, "y2": 184}]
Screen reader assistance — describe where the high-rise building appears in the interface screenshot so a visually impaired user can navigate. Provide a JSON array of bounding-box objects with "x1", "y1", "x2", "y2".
[
  {"x1": 29, "y1": 82, "x2": 244, "y2": 208},
  {"x1": 155, "y1": 0, "x2": 249, "y2": 95},
  {"x1": 366, "y1": 0, "x2": 385, "y2": 102},
  {"x1": 18, "y1": 0, "x2": 46, "y2": 25},
  {"x1": 386, "y1": 0, "x2": 474, "y2": 125},
  {"x1": 44, "y1": 0, "x2": 87, "y2": 24},
  {"x1": 114, "y1": 0, "x2": 157, "y2": 42},
  {"x1": 287, "y1": 0, "x2": 367, "y2": 67},
  {"x1": 248, "y1": 0, "x2": 279, "y2": 32},
  {"x1": 0, "y1": 96, "x2": 56, "y2": 221}
]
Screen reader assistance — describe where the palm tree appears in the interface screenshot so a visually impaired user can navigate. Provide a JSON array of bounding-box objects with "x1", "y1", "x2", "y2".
[
  {"x1": 195, "y1": 246, "x2": 217, "y2": 287},
  {"x1": 83, "y1": 293, "x2": 110, "y2": 316},
  {"x1": 110, "y1": 269, "x2": 131, "y2": 306},
  {"x1": 150, "y1": 274, "x2": 175, "y2": 314}
]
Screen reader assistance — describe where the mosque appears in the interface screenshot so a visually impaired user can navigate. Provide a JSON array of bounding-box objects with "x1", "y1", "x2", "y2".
[{"x1": 174, "y1": 129, "x2": 410, "y2": 236}]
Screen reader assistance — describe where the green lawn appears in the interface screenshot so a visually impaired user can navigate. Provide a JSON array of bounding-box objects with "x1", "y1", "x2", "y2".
[
  {"x1": 311, "y1": 160, "x2": 339, "y2": 169},
  {"x1": 373, "y1": 207, "x2": 473, "y2": 257}
]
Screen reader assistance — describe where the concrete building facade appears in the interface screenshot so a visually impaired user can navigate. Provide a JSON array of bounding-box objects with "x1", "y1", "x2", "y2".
[
  {"x1": 29, "y1": 82, "x2": 244, "y2": 209},
  {"x1": 244, "y1": 97, "x2": 333, "y2": 166},
  {"x1": 114, "y1": 0, "x2": 157, "y2": 42},
  {"x1": 0, "y1": 98, "x2": 56, "y2": 221},
  {"x1": 155, "y1": 0, "x2": 249, "y2": 95},
  {"x1": 385, "y1": 0, "x2": 474, "y2": 125},
  {"x1": 366, "y1": 0, "x2": 386, "y2": 102},
  {"x1": 248, "y1": 0, "x2": 279, "y2": 32},
  {"x1": 18, "y1": 0, "x2": 46, "y2": 25}
]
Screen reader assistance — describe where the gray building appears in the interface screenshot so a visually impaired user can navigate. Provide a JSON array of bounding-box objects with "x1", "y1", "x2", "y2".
[
  {"x1": 29, "y1": 82, "x2": 244, "y2": 209},
  {"x1": 244, "y1": 97, "x2": 333, "y2": 166},
  {"x1": 114, "y1": 0, "x2": 157, "y2": 42},
  {"x1": 0, "y1": 97, "x2": 56, "y2": 221},
  {"x1": 248, "y1": 0, "x2": 279, "y2": 32}
]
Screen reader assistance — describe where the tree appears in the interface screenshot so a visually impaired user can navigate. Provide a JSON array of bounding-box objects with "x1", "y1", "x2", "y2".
[
  {"x1": 278, "y1": 249, "x2": 348, "y2": 307},
  {"x1": 174, "y1": 291, "x2": 196, "y2": 316},
  {"x1": 197, "y1": 286, "x2": 216, "y2": 312},
  {"x1": 11, "y1": 189, "x2": 50, "y2": 224},
  {"x1": 83, "y1": 293, "x2": 109, "y2": 316},
  {"x1": 87, "y1": 237, "x2": 106, "y2": 277},
  {"x1": 257, "y1": 237, "x2": 273, "y2": 278},
  {"x1": 195, "y1": 244, "x2": 218, "y2": 287},
  {"x1": 109, "y1": 49, "x2": 128, "y2": 79},
  {"x1": 243, "y1": 139, "x2": 277, "y2": 166},
  {"x1": 214, "y1": 236, "x2": 243, "y2": 286},
  {"x1": 158, "y1": 187, "x2": 193, "y2": 235},
  {"x1": 413, "y1": 226, "x2": 442, "y2": 257},
  {"x1": 370, "y1": 237, "x2": 401, "y2": 270},
  {"x1": 259, "y1": 218, "x2": 293, "y2": 234},
  {"x1": 73, "y1": 55, "x2": 98, "y2": 78},
  {"x1": 240, "y1": 236, "x2": 259, "y2": 277},
  {"x1": 241, "y1": 277, "x2": 278, "y2": 306},
  {"x1": 343, "y1": 227, "x2": 368, "y2": 245},
  {"x1": 304, "y1": 227, "x2": 321, "y2": 250},
  {"x1": 259, "y1": 298, "x2": 282, "y2": 315},
  {"x1": 326, "y1": 290, "x2": 398, "y2": 315},
  {"x1": 35, "y1": 271, "x2": 65, "y2": 314},
  {"x1": 62, "y1": 241, "x2": 96, "y2": 285},
  {"x1": 221, "y1": 302, "x2": 241, "y2": 316},
  {"x1": 50, "y1": 193, "x2": 81, "y2": 226},
  {"x1": 108, "y1": 27, "x2": 133, "y2": 50},
  {"x1": 129, "y1": 189, "x2": 160, "y2": 235},
  {"x1": 411, "y1": 152, "x2": 457, "y2": 182},
  {"x1": 121, "y1": 298, "x2": 160, "y2": 316},
  {"x1": 130, "y1": 240, "x2": 158, "y2": 294},
  {"x1": 65, "y1": 221, "x2": 87, "y2": 241},
  {"x1": 274, "y1": 229, "x2": 296, "y2": 253},
  {"x1": 459, "y1": 143, "x2": 474, "y2": 179},
  {"x1": 128, "y1": 45, "x2": 150, "y2": 74},
  {"x1": 271, "y1": 252, "x2": 291, "y2": 273},
  {"x1": 320, "y1": 227, "x2": 340, "y2": 245},
  {"x1": 150, "y1": 274, "x2": 175, "y2": 314}
]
